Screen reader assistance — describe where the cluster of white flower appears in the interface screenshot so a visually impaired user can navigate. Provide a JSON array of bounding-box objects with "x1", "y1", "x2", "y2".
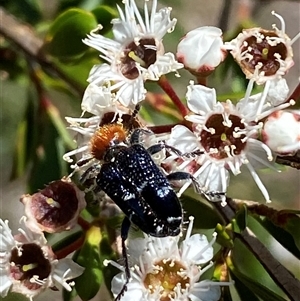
[
  {"x1": 68, "y1": 0, "x2": 299, "y2": 204},
  {"x1": 60, "y1": 0, "x2": 299, "y2": 300},
  {"x1": 3, "y1": 0, "x2": 299, "y2": 301}
]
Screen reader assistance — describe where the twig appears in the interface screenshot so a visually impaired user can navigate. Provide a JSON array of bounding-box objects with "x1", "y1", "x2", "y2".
[
  {"x1": 276, "y1": 151, "x2": 300, "y2": 169},
  {"x1": 287, "y1": 81, "x2": 300, "y2": 104},
  {"x1": 158, "y1": 75, "x2": 189, "y2": 118},
  {"x1": 217, "y1": 0, "x2": 232, "y2": 32},
  {"x1": 0, "y1": 7, "x2": 84, "y2": 96}
]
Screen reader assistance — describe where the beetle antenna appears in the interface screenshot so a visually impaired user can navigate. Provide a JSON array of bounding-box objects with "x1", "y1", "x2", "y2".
[{"x1": 128, "y1": 104, "x2": 141, "y2": 129}]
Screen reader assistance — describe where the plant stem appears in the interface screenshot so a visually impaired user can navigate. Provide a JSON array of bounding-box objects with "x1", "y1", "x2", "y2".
[
  {"x1": 276, "y1": 152, "x2": 300, "y2": 169},
  {"x1": 287, "y1": 81, "x2": 300, "y2": 104},
  {"x1": 158, "y1": 75, "x2": 189, "y2": 118},
  {"x1": 78, "y1": 216, "x2": 91, "y2": 231},
  {"x1": 55, "y1": 235, "x2": 85, "y2": 259},
  {"x1": 149, "y1": 122, "x2": 187, "y2": 134},
  {"x1": 196, "y1": 76, "x2": 207, "y2": 86}
]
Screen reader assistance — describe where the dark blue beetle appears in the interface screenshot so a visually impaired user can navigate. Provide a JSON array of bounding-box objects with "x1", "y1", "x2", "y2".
[{"x1": 80, "y1": 126, "x2": 185, "y2": 300}]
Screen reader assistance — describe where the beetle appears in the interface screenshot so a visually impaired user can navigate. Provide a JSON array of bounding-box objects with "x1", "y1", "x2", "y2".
[
  {"x1": 79, "y1": 124, "x2": 186, "y2": 300},
  {"x1": 100, "y1": 130, "x2": 186, "y2": 300}
]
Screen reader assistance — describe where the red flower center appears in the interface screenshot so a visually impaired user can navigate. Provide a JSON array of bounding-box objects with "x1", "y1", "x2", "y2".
[{"x1": 200, "y1": 114, "x2": 246, "y2": 159}]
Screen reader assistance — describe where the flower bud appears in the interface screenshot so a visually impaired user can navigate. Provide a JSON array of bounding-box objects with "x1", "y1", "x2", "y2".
[
  {"x1": 176, "y1": 26, "x2": 227, "y2": 77},
  {"x1": 20, "y1": 178, "x2": 86, "y2": 233},
  {"x1": 262, "y1": 110, "x2": 300, "y2": 155}
]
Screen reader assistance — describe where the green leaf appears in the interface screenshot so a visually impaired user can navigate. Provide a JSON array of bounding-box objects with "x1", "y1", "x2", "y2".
[
  {"x1": 232, "y1": 205, "x2": 247, "y2": 233},
  {"x1": 228, "y1": 255, "x2": 287, "y2": 301},
  {"x1": 74, "y1": 226, "x2": 103, "y2": 301},
  {"x1": 230, "y1": 266, "x2": 287, "y2": 301},
  {"x1": 63, "y1": 283, "x2": 78, "y2": 301},
  {"x1": 215, "y1": 224, "x2": 234, "y2": 248},
  {"x1": 52, "y1": 51, "x2": 97, "y2": 92},
  {"x1": 231, "y1": 237, "x2": 289, "y2": 301},
  {"x1": 180, "y1": 192, "x2": 222, "y2": 229},
  {"x1": 230, "y1": 271, "x2": 260, "y2": 301},
  {"x1": 258, "y1": 216, "x2": 300, "y2": 260},
  {"x1": 281, "y1": 212, "x2": 300, "y2": 251},
  {"x1": 27, "y1": 110, "x2": 69, "y2": 193},
  {"x1": 92, "y1": 5, "x2": 118, "y2": 34},
  {"x1": 44, "y1": 8, "x2": 98, "y2": 58},
  {"x1": 2, "y1": 80, "x2": 29, "y2": 181},
  {"x1": 0, "y1": 292, "x2": 29, "y2": 301}
]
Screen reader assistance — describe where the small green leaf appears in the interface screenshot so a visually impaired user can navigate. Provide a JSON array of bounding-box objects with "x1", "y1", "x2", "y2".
[
  {"x1": 74, "y1": 225, "x2": 103, "y2": 301},
  {"x1": 180, "y1": 193, "x2": 222, "y2": 229},
  {"x1": 232, "y1": 205, "x2": 247, "y2": 233},
  {"x1": 258, "y1": 215, "x2": 300, "y2": 259},
  {"x1": 63, "y1": 283, "x2": 78, "y2": 301},
  {"x1": 0, "y1": 292, "x2": 29, "y2": 301},
  {"x1": 44, "y1": 8, "x2": 98, "y2": 58},
  {"x1": 215, "y1": 224, "x2": 234, "y2": 248},
  {"x1": 230, "y1": 271, "x2": 260, "y2": 301},
  {"x1": 227, "y1": 256, "x2": 287, "y2": 301},
  {"x1": 92, "y1": 5, "x2": 118, "y2": 34},
  {"x1": 282, "y1": 213, "x2": 300, "y2": 251}
]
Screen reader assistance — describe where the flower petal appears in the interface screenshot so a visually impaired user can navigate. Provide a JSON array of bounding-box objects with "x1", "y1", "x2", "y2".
[
  {"x1": 111, "y1": 273, "x2": 145, "y2": 301},
  {"x1": 186, "y1": 83, "x2": 217, "y2": 115},
  {"x1": 181, "y1": 234, "x2": 214, "y2": 264}
]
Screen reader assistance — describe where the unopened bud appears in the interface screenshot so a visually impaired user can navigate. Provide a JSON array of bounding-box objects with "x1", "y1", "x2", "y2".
[
  {"x1": 262, "y1": 110, "x2": 300, "y2": 155},
  {"x1": 177, "y1": 26, "x2": 227, "y2": 77}
]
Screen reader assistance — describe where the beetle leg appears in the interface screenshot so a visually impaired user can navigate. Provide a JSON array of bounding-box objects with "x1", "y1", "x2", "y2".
[
  {"x1": 130, "y1": 127, "x2": 154, "y2": 144},
  {"x1": 167, "y1": 171, "x2": 226, "y2": 201},
  {"x1": 147, "y1": 142, "x2": 183, "y2": 157},
  {"x1": 79, "y1": 163, "x2": 101, "y2": 191},
  {"x1": 115, "y1": 217, "x2": 131, "y2": 301},
  {"x1": 147, "y1": 142, "x2": 204, "y2": 158}
]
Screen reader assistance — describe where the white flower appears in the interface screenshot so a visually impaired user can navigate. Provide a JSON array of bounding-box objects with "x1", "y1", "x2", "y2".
[
  {"x1": 81, "y1": 82, "x2": 118, "y2": 115},
  {"x1": 83, "y1": 0, "x2": 182, "y2": 108},
  {"x1": 263, "y1": 110, "x2": 300, "y2": 155},
  {"x1": 0, "y1": 219, "x2": 84, "y2": 300},
  {"x1": 165, "y1": 81, "x2": 290, "y2": 203},
  {"x1": 177, "y1": 26, "x2": 227, "y2": 76},
  {"x1": 226, "y1": 11, "x2": 299, "y2": 84},
  {"x1": 86, "y1": 63, "x2": 146, "y2": 108},
  {"x1": 105, "y1": 217, "x2": 231, "y2": 301}
]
